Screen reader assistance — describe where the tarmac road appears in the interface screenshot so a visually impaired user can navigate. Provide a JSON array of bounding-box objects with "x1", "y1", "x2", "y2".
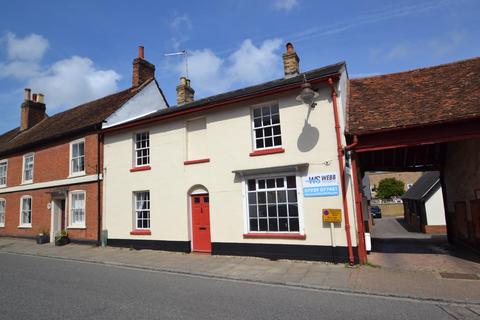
[{"x1": 0, "y1": 253, "x2": 478, "y2": 320}]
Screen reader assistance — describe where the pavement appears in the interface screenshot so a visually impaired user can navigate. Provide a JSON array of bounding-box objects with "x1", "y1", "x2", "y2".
[{"x1": 1, "y1": 236, "x2": 480, "y2": 306}]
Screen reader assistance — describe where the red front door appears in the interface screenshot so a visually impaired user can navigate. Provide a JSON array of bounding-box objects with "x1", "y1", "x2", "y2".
[{"x1": 191, "y1": 194, "x2": 211, "y2": 253}]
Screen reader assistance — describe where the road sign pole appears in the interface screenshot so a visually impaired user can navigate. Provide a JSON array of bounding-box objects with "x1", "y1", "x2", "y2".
[{"x1": 330, "y1": 222, "x2": 336, "y2": 264}]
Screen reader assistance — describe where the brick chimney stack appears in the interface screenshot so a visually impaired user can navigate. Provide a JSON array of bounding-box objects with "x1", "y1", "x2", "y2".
[
  {"x1": 20, "y1": 88, "x2": 47, "y2": 131},
  {"x1": 132, "y1": 46, "x2": 155, "y2": 87},
  {"x1": 176, "y1": 76, "x2": 195, "y2": 105},
  {"x1": 282, "y1": 42, "x2": 300, "y2": 78}
]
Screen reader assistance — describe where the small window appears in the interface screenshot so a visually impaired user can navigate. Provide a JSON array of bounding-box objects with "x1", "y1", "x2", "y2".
[
  {"x1": 134, "y1": 132, "x2": 150, "y2": 167},
  {"x1": 246, "y1": 175, "x2": 299, "y2": 233},
  {"x1": 134, "y1": 191, "x2": 150, "y2": 229},
  {"x1": 0, "y1": 160, "x2": 7, "y2": 187},
  {"x1": 20, "y1": 196, "x2": 32, "y2": 227},
  {"x1": 0, "y1": 199, "x2": 5, "y2": 227},
  {"x1": 23, "y1": 154, "x2": 34, "y2": 183},
  {"x1": 70, "y1": 191, "x2": 86, "y2": 227},
  {"x1": 70, "y1": 140, "x2": 85, "y2": 175},
  {"x1": 252, "y1": 104, "x2": 282, "y2": 150}
]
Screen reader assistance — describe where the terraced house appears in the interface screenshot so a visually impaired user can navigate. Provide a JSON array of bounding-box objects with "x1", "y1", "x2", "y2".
[
  {"x1": 101, "y1": 43, "x2": 365, "y2": 264},
  {"x1": 0, "y1": 47, "x2": 168, "y2": 244}
]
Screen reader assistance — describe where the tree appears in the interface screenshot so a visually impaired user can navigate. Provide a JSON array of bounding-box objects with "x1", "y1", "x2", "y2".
[{"x1": 375, "y1": 178, "x2": 405, "y2": 199}]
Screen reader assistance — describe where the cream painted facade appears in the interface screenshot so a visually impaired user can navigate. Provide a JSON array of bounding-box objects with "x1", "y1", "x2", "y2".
[{"x1": 103, "y1": 69, "x2": 360, "y2": 261}]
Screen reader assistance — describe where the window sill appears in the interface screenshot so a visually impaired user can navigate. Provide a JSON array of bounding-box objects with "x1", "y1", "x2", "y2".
[
  {"x1": 68, "y1": 172, "x2": 86, "y2": 178},
  {"x1": 184, "y1": 158, "x2": 210, "y2": 165},
  {"x1": 130, "y1": 229, "x2": 151, "y2": 235},
  {"x1": 130, "y1": 165, "x2": 151, "y2": 172},
  {"x1": 0, "y1": 224, "x2": 4, "y2": 228},
  {"x1": 18, "y1": 225, "x2": 32, "y2": 229},
  {"x1": 249, "y1": 147, "x2": 285, "y2": 157},
  {"x1": 67, "y1": 225, "x2": 86, "y2": 230},
  {"x1": 21, "y1": 181, "x2": 33, "y2": 185},
  {"x1": 243, "y1": 233, "x2": 306, "y2": 240}
]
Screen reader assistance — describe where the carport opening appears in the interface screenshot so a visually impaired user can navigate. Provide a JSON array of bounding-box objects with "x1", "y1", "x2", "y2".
[{"x1": 358, "y1": 143, "x2": 480, "y2": 271}]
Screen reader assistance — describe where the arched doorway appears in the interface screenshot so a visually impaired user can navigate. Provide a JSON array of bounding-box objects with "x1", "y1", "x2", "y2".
[{"x1": 188, "y1": 185, "x2": 211, "y2": 253}]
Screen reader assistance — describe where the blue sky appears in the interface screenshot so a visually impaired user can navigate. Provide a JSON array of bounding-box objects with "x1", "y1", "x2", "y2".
[{"x1": 1, "y1": 0, "x2": 479, "y2": 133}]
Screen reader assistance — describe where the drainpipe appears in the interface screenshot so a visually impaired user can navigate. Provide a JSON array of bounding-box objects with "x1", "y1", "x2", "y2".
[
  {"x1": 328, "y1": 77, "x2": 355, "y2": 265},
  {"x1": 96, "y1": 129, "x2": 103, "y2": 246}
]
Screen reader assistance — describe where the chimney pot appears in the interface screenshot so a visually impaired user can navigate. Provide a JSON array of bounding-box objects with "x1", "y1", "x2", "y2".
[
  {"x1": 32, "y1": 93, "x2": 38, "y2": 102},
  {"x1": 283, "y1": 41, "x2": 300, "y2": 78},
  {"x1": 176, "y1": 77, "x2": 195, "y2": 105},
  {"x1": 132, "y1": 46, "x2": 155, "y2": 87},
  {"x1": 37, "y1": 93, "x2": 45, "y2": 104},
  {"x1": 24, "y1": 88, "x2": 31, "y2": 101}
]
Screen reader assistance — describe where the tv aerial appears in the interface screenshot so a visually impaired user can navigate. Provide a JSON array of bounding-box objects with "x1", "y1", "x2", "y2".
[{"x1": 164, "y1": 50, "x2": 189, "y2": 78}]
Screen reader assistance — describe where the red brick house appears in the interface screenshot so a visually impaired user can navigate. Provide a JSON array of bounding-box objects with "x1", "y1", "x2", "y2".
[{"x1": 0, "y1": 47, "x2": 168, "y2": 244}]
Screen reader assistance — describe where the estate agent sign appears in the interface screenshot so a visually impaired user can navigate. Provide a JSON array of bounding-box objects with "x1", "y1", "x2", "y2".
[{"x1": 303, "y1": 172, "x2": 340, "y2": 197}]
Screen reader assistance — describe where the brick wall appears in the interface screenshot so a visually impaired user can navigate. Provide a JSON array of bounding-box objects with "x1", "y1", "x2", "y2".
[
  {"x1": 0, "y1": 132, "x2": 101, "y2": 242},
  {"x1": 1, "y1": 133, "x2": 99, "y2": 187},
  {"x1": 0, "y1": 181, "x2": 100, "y2": 241}
]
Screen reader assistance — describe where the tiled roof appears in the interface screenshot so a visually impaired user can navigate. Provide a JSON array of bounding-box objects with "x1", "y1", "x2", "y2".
[
  {"x1": 347, "y1": 57, "x2": 480, "y2": 134},
  {"x1": 401, "y1": 171, "x2": 440, "y2": 201},
  {"x1": 0, "y1": 83, "x2": 146, "y2": 157}
]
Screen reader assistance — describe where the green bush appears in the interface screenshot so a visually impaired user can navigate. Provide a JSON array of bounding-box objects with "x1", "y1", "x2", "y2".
[{"x1": 376, "y1": 178, "x2": 405, "y2": 199}]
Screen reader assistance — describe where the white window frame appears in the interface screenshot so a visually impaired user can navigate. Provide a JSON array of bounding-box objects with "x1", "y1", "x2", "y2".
[
  {"x1": 22, "y1": 153, "x2": 34, "y2": 184},
  {"x1": 69, "y1": 138, "x2": 86, "y2": 177},
  {"x1": 0, "y1": 159, "x2": 7, "y2": 187},
  {"x1": 19, "y1": 195, "x2": 32, "y2": 228},
  {"x1": 68, "y1": 190, "x2": 86, "y2": 228},
  {"x1": 133, "y1": 191, "x2": 150, "y2": 230},
  {"x1": 133, "y1": 131, "x2": 150, "y2": 167},
  {"x1": 251, "y1": 102, "x2": 282, "y2": 151},
  {"x1": 242, "y1": 173, "x2": 304, "y2": 234},
  {"x1": 0, "y1": 198, "x2": 5, "y2": 227}
]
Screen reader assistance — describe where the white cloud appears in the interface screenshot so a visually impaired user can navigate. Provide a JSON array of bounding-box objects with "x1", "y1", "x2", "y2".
[
  {"x1": 172, "y1": 38, "x2": 283, "y2": 98},
  {"x1": 0, "y1": 32, "x2": 122, "y2": 113},
  {"x1": 227, "y1": 38, "x2": 283, "y2": 84},
  {"x1": 273, "y1": 0, "x2": 299, "y2": 11},
  {"x1": 28, "y1": 56, "x2": 121, "y2": 111},
  {"x1": 385, "y1": 43, "x2": 409, "y2": 60},
  {"x1": 3, "y1": 32, "x2": 49, "y2": 61}
]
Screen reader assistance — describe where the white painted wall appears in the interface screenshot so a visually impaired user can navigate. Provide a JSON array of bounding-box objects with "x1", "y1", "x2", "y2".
[
  {"x1": 425, "y1": 186, "x2": 446, "y2": 226},
  {"x1": 102, "y1": 81, "x2": 168, "y2": 129},
  {"x1": 104, "y1": 77, "x2": 358, "y2": 248}
]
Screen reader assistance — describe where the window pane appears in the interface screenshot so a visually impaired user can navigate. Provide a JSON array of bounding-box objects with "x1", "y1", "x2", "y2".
[
  {"x1": 289, "y1": 204, "x2": 299, "y2": 217},
  {"x1": 287, "y1": 190, "x2": 297, "y2": 203},
  {"x1": 253, "y1": 118, "x2": 262, "y2": 128},
  {"x1": 268, "y1": 218, "x2": 278, "y2": 231},
  {"x1": 248, "y1": 193, "x2": 257, "y2": 205},
  {"x1": 276, "y1": 178, "x2": 284, "y2": 188},
  {"x1": 286, "y1": 176, "x2": 296, "y2": 188},
  {"x1": 277, "y1": 191, "x2": 286, "y2": 203},
  {"x1": 250, "y1": 219, "x2": 258, "y2": 231},
  {"x1": 272, "y1": 114, "x2": 280, "y2": 124},
  {"x1": 266, "y1": 179, "x2": 275, "y2": 189},
  {"x1": 264, "y1": 127, "x2": 272, "y2": 137},
  {"x1": 249, "y1": 205, "x2": 258, "y2": 218},
  {"x1": 273, "y1": 136, "x2": 282, "y2": 146},
  {"x1": 253, "y1": 108, "x2": 261, "y2": 118},
  {"x1": 273, "y1": 125, "x2": 281, "y2": 135},
  {"x1": 255, "y1": 128, "x2": 263, "y2": 138},
  {"x1": 265, "y1": 138, "x2": 273, "y2": 147},
  {"x1": 271, "y1": 105, "x2": 279, "y2": 114},
  {"x1": 279, "y1": 218, "x2": 289, "y2": 231},
  {"x1": 290, "y1": 218, "x2": 299, "y2": 232},
  {"x1": 257, "y1": 192, "x2": 266, "y2": 204},
  {"x1": 262, "y1": 107, "x2": 270, "y2": 116},
  {"x1": 262, "y1": 117, "x2": 271, "y2": 126},
  {"x1": 256, "y1": 139, "x2": 264, "y2": 149},
  {"x1": 267, "y1": 191, "x2": 276, "y2": 203},
  {"x1": 259, "y1": 219, "x2": 268, "y2": 231},
  {"x1": 247, "y1": 179, "x2": 256, "y2": 191},
  {"x1": 258, "y1": 180, "x2": 266, "y2": 189},
  {"x1": 267, "y1": 205, "x2": 277, "y2": 217},
  {"x1": 258, "y1": 205, "x2": 267, "y2": 217},
  {"x1": 278, "y1": 204, "x2": 287, "y2": 217}
]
